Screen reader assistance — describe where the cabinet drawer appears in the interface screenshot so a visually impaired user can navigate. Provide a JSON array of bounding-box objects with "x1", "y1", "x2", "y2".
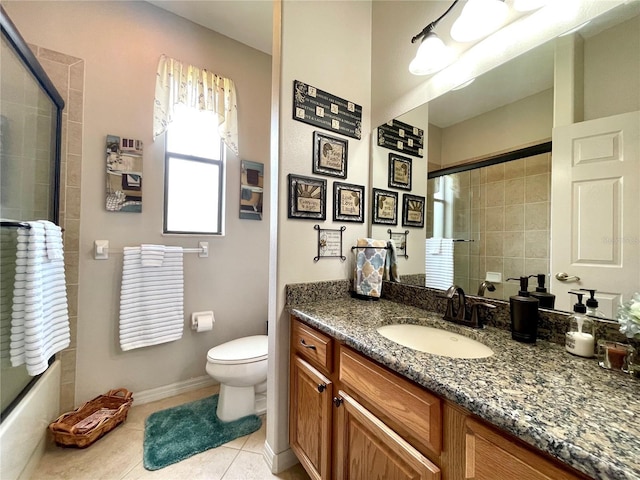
[
  {"x1": 291, "y1": 318, "x2": 333, "y2": 373},
  {"x1": 339, "y1": 346, "x2": 442, "y2": 456}
]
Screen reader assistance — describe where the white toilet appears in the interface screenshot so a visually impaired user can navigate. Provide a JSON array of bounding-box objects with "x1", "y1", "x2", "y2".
[{"x1": 205, "y1": 335, "x2": 268, "y2": 422}]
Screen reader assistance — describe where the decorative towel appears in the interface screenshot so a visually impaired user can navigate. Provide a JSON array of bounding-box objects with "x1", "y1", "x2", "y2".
[
  {"x1": 354, "y1": 238, "x2": 388, "y2": 298},
  {"x1": 425, "y1": 238, "x2": 454, "y2": 290},
  {"x1": 383, "y1": 240, "x2": 400, "y2": 282},
  {"x1": 141, "y1": 244, "x2": 166, "y2": 267},
  {"x1": 119, "y1": 246, "x2": 184, "y2": 351},
  {"x1": 10, "y1": 221, "x2": 69, "y2": 375}
]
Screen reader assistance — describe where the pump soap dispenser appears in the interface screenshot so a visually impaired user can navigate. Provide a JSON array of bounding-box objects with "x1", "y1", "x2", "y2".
[
  {"x1": 580, "y1": 289, "x2": 605, "y2": 318},
  {"x1": 565, "y1": 291, "x2": 595, "y2": 358},
  {"x1": 507, "y1": 276, "x2": 539, "y2": 343},
  {"x1": 530, "y1": 273, "x2": 556, "y2": 309}
]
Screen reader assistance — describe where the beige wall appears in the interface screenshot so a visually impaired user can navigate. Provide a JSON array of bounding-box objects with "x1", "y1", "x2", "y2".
[
  {"x1": 268, "y1": 0, "x2": 372, "y2": 468},
  {"x1": 4, "y1": 1, "x2": 272, "y2": 407},
  {"x1": 583, "y1": 14, "x2": 640, "y2": 121},
  {"x1": 439, "y1": 89, "x2": 553, "y2": 167}
]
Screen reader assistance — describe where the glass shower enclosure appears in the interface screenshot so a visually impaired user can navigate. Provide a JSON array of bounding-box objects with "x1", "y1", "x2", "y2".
[{"x1": 0, "y1": 7, "x2": 64, "y2": 420}]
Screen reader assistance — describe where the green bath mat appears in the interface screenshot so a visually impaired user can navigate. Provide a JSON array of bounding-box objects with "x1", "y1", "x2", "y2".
[{"x1": 143, "y1": 394, "x2": 262, "y2": 470}]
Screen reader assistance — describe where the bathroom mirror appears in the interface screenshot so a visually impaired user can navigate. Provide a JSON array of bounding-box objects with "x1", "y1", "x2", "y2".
[{"x1": 371, "y1": 2, "x2": 640, "y2": 320}]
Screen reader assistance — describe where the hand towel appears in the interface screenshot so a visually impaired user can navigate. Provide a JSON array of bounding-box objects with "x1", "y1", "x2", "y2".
[
  {"x1": 0, "y1": 227, "x2": 18, "y2": 362},
  {"x1": 140, "y1": 244, "x2": 166, "y2": 267},
  {"x1": 10, "y1": 221, "x2": 69, "y2": 375},
  {"x1": 119, "y1": 246, "x2": 184, "y2": 351},
  {"x1": 383, "y1": 240, "x2": 400, "y2": 282},
  {"x1": 425, "y1": 238, "x2": 454, "y2": 290},
  {"x1": 354, "y1": 238, "x2": 388, "y2": 298}
]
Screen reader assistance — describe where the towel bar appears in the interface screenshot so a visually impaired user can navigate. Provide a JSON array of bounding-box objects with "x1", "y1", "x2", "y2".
[{"x1": 94, "y1": 240, "x2": 208, "y2": 260}]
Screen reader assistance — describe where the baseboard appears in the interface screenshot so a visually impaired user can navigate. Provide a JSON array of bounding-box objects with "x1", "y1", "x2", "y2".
[
  {"x1": 134, "y1": 376, "x2": 217, "y2": 405},
  {"x1": 263, "y1": 442, "x2": 299, "y2": 474}
]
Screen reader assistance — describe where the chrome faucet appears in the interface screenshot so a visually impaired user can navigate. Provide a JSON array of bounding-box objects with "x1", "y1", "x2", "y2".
[
  {"x1": 442, "y1": 285, "x2": 496, "y2": 328},
  {"x1": 477, "y1": 280, "x2": 496, "y2": 296}
]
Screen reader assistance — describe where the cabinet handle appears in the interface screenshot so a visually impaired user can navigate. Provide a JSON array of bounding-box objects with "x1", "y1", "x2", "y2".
[
  {"x1": 333, "y1": 397, "x2": 343, "y2": 407},
  {"x1": 317, "y1": 383, "x2": 327, "y2": 393},
  {"x1": 300, "y1": 339, "x2": 317, "y2": 350}
]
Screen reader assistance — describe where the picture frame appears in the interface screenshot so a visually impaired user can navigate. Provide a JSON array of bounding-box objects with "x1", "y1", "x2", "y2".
[
  {"x1": 288, "y1": 174, "x2": 326, "y2": 220},
  {"x1": 388, "y1": 153, "x2": 412, "y2": 190},
  {"x1": 372, "y1": 188, "x2": 398, "y2": 225},
  {"x1": 333, "y1": 182, "x2": 364, "y2": 223},
  {"x1": 313, "y1": 131, "x2": 348, "y2": 178},
  {"x1": 402, "y1": 194, "x2": 425, "y2": 228}
]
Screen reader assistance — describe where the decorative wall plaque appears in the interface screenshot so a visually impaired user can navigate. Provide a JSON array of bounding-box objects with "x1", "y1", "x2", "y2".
[
  {"x1": 293, "y1": 80, "x2": 362, "y2": 140},
  {"x1": 377, "y1": 119, "x2": 424, "y2": 158}
]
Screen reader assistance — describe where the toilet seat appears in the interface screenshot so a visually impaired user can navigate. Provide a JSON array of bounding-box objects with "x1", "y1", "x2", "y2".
[{"x1": 207, "y1": 335, "x2": 268, "y2": 365}]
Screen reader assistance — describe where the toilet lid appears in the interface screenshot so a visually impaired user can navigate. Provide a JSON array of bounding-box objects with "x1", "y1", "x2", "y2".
[{"x1": 207, "y1": 335, "x2": 268, "y2": 365}]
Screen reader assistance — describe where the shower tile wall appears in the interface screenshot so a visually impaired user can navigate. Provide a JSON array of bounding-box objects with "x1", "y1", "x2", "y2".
[
  {"x1": 30, "y1": 44, "x2": 84, "y2": 412},
  {"x1": 427, "y1": 153, "x2": 551, "y2": 301}
]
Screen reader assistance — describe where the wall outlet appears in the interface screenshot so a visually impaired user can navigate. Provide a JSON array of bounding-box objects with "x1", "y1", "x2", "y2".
[{"x1": 486, "y1": 271, "x2": 502, "y2": 283}]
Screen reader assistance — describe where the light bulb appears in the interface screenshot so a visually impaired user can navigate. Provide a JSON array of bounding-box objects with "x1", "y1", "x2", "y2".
[
  {"x1": 450, "y1": 0, "x2": 508, "y2": 43},
  {"x1": 409, "y1": 32, "x2": 453, "y2": 76}
]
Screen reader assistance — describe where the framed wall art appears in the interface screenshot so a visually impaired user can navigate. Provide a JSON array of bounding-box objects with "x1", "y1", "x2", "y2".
[
  {"x1": 313, "y1": 131, "x2": 348, "y2": 178},
  {"x1": 377, "y1": 118, "x2": 424, "y2": 158},
  {"x1": 288, "y1": 174, "x2": 326, "y2": 220},
  {"x1": 333, "y1": 182, "x2": 364, "y2": 223},
  {"x1": 372, "y1": 188, "x2": 398, "y2": 225},
  {"x1": 402, "y1": 194, "x2": 425, "y2": 228},
  {"x1": 388, "y1": 153, "x2": 412, "y2": 191}
]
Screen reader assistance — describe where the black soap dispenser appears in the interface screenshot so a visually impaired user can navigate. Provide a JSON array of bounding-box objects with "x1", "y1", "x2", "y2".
[
  {"x1": 580, "y1": 288, "x2": 605, "y2": 318},
  {"x1": 530, "y1": 273, "x2": 556, "y2": 309},
  {"x1": 507, "y1": 276, "x2": 539, "y2": 343}
]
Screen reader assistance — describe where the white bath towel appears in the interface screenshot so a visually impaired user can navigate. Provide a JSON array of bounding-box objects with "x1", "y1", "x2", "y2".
[
  {"x1": 140, "y1": 244, "x2": 166, "y2": 267},
  {"x1": 119, "y1": 246, "x2": 184, "y2": 351},
  {"x1": 425, "y1": 238, "x2": 455, "y2": 290},
  {"x1": 10, "y1": 221, "x2": 69, "y2": 375}
]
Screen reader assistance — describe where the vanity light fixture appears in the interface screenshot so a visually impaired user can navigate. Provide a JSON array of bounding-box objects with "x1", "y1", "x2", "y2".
[
  {"x1": 513, "y1": 0, "x2": 548, "y2": 12},
  {"x1": 409, "y1": 0, "x2": 459, "y2": 76},
  {"x1": 450, "y1": 0, "x2": 509, "y2": 43}
]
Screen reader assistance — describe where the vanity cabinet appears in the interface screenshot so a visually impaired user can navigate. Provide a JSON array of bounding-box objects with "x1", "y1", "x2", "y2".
[{"x1": 289, "y1": 316, "x2": 588, "y2": 480}]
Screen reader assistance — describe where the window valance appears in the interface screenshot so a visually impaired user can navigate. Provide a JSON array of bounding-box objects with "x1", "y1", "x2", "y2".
[{"x1": 153, "y1": 54, "x2": 239, "y2": 156}]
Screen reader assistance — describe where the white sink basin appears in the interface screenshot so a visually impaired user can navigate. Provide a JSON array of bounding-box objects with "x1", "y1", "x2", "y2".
[{"x1": 377, "y1": 324, "x2": 494, "y2": 359}]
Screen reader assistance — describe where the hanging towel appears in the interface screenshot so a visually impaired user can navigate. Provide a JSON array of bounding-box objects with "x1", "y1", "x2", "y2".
[
  {"x1": 140, "y1": 244, "x2": 166, "y2": 267},
  {"x1": 354, "y1": 238, "x2": 388, "y2": 298},
  {"x1": 425, "y1": 238, "x2": 454, "y2": 290},
  {"x1": 119, "y1": 246, "x2": 184, "y2": 351},
  {"x1": 10, "y1": 221, "x2": 69, "y2": 375},
  {"x1": 0, "y1": 227, "x2": 18, "y2": 363},
  {"x1": 383, "y1": 240, "x2": 400, "y2": 282}
]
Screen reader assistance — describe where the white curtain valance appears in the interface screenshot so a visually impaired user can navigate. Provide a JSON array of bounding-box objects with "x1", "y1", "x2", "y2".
[{"x1": 153, "y1": 54, "x2": 239, "y2": 156}]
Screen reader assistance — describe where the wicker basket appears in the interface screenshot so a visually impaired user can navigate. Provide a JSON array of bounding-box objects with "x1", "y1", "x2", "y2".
[{"x1": 49, "y1": 388, "x2": 133, "y2": 448}]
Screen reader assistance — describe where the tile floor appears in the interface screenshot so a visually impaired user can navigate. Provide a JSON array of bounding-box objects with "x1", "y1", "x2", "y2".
[{"x1": 30, "y1": 386, "x2": 310, "y2": 480}]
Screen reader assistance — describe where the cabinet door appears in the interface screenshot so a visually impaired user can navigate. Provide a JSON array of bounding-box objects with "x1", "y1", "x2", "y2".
[
  {"x1": 334, "y1": 390, "x2": 440, "y2": 480},
  {"x1": 464, "y1": 417, "x2": 587, "y2": 480},
  {"x1": 289, "y1": 356, "x2": 333, "y2": 480}
]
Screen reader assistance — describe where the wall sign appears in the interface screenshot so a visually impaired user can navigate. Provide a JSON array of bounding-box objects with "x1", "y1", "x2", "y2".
[
  {"x1": 377, "y1": 119, "x2": 423, "y2": 158},
  {"x1": 293, "y1": 80, "x2": 362, "y2": 140}
]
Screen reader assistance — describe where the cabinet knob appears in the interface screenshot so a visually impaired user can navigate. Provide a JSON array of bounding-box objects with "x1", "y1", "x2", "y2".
[
  {"x1": 333, "y1": 397, "x2": 343, "y2": 407},
  {"x1": 317, "y1": 383, "x2": 327, "y2": 393},
  {"x1": 300, "y1": 339, "x2": 317, "y2": 350}
]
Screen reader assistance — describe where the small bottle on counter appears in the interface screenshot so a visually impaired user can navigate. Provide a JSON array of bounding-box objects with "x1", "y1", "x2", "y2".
[
  {"x1": 565, "y1": 291, "x2": 595, "y2": 358},
  {"x1": 530, "y1": 273, "x2": 556, "y2": 309}
]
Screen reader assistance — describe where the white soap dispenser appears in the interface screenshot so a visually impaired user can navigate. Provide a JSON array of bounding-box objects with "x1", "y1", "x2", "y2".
[{"x1": 565, "y1": 291, "x2": 595, "y2": 358}]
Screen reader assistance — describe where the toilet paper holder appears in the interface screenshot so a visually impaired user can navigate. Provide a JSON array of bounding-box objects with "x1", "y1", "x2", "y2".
[{"x1": 191, "y1": 311, "x2": 214, "y2": 331}]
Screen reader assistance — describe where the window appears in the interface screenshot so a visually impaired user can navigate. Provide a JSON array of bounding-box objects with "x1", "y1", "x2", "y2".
[{"x1": 164, "y1": 104, "x2": 225, "y2": 235}]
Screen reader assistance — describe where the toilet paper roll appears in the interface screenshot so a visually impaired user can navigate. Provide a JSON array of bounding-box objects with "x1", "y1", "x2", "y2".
[{"x1": 192, "y1": 311, "x2": 214, "y2": 332}]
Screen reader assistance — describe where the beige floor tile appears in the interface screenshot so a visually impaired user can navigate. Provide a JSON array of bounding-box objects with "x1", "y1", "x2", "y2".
[
  {"x1": 221, "y1": 451, "x2": 295, "y2": 480},
  {"x1": 121, "y1": 445, "x2": 238, "y2": 480},
  {"x1": 31, "y1": 424, "x2": 143, "y2": 480},
  {"x1": 241, "y1": 420, "x2": 266, "y2": 454}
]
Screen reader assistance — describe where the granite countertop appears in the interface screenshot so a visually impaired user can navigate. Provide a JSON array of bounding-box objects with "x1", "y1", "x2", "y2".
[{"x1": 290, "y1": 297, "x2": 640, "y2": 480}]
